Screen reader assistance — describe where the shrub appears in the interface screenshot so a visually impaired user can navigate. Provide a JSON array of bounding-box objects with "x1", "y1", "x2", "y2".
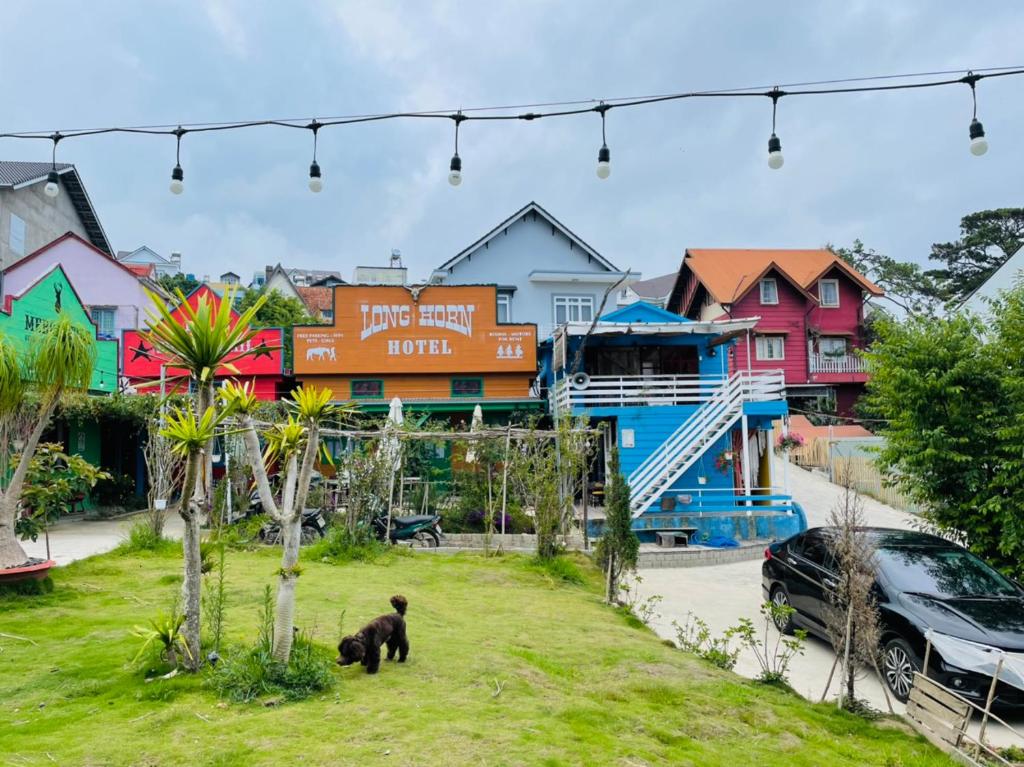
[
  {"x1": 209, "y1": 586, "x2": 334, "y2": 703},
  {"x1": 728, "y1": 601, "x2": 807, "y2": 685},
  {"x1": 117, "y1": 519, "x2": 178, "y2": 555},
  {"x1": 131, "y1": 608, "x2": 192, "y2": 670},
  {"x1": 304, "y1": 524, "x2": 390, "y2": 564},
  {"x1": 212, "y1": 513, "x2": 268, "y2": 550},
  {"x1": 671, "y1": 611, "x2": 738, "y2": 671},
  {"x1": 0, "y1": 576, "x2": 54, "y2": 597},
  {"x1": 526, "y1": 554, "x2": 585, "y2": 585}
]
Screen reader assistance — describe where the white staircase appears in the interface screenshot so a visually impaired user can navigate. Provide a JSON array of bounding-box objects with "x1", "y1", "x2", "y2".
[{"x1": 627, "y1": 372, "x2": 783, "y2": 516}]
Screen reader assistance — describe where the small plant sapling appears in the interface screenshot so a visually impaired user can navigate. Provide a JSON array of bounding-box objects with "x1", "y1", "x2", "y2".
[
  {"x1": 132, "y1": 608, "x2": 193, "y2": 670},
  {"x1": 729, "y1": 601, "x2": 808, "y2": 685},
  {"x1": 671, "y1": 612, "x2": 739, "y2": 671}
]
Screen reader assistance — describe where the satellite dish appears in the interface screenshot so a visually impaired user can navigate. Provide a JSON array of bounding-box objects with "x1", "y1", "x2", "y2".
[{"x1": 570, "y1": 372, "x2": 591, "y2": 390}]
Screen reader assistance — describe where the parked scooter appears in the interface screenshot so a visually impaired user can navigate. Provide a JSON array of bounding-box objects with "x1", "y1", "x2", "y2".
[
  {"x1": 372, "y1": 512, "x2": 443, "y2": 548},
  {"x1": 246, "y1": 488, "x2": 328, "y2": 545}
]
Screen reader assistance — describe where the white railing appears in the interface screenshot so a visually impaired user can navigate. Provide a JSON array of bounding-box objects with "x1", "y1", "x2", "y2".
[
  {"x1": 554, "y1": 370, "x2": 784, "y2": 411},
  {"x1": 809, "y1": 353, "x2": 866, "y2": 374},
  {"x1": 625, "y1": 371, "x2": 785, "y2": 515}
]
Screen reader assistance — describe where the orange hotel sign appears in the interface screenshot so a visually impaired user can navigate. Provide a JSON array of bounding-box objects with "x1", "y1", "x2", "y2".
[{"x1": 293, "y1": 285, "x2": 537, "y2": 376}]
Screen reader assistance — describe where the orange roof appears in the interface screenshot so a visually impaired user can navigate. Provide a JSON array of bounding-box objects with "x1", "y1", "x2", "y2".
[
  {"x1": 786, "y1": 415, "x2": 873, "y2": 439},
  {"x1": 296, "y1": 286, "x2": 332, "y2": 315},
  {"x1": 684, "y1": 248, "x2": 883, "y2": 305},
  {"x1": 125, "y1": 263, "x2": 156, "y2": 279}
]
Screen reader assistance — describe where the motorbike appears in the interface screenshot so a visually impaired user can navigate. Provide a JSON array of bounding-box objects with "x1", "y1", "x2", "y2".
[
  {"x1": 245, "y1": 488, "x2": 328, "y2": 546},
  {"x1": 372, "y1": 512, "x2": 443, "y2": 548}
]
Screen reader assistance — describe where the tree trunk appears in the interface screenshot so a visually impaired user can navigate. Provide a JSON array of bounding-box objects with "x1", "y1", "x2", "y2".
[
  {"x1": 179, "y1": 450, "x2": 203, "y2": 671},
  {"x1": 0, "y1": 393, "x2": 59, "y2": 569},
  {"x1": 272, "y1": 514, "x2": 302, "y2": 663},
  {"x1": 605, "y1": 552, "x2": 616, "y2": 604}
]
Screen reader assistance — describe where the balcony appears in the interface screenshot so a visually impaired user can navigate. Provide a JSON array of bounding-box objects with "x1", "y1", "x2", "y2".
[
  {"x1": 552, "y1": 371, "x2": 785, "y2": 411},
  {"x1": 808, "y1": 353, "x2": 867, "y2": 374}
]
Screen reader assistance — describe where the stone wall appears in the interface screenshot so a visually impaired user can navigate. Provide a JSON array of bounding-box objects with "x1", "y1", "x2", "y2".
[{"x1": 441, "y1": 532, "x2": 587, "y2": 550}]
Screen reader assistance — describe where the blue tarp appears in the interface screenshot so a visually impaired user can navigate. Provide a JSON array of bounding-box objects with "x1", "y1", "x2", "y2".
[{"x1": 704, "y1": 535, "x2": 739, "y2": 549}]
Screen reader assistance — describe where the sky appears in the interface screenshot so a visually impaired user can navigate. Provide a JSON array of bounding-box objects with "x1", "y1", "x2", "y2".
[{"x1": 1, "y1": 1, "x2": 1021, "y2": 285}]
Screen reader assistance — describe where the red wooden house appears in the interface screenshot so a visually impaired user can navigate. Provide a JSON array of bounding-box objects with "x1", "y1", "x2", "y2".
[
  {"x1": 667, "y1": 249, "x2": 883, "y2": 415},
  {"x1": 122, "y1": 284, "x2": 286, "y2": 400}
]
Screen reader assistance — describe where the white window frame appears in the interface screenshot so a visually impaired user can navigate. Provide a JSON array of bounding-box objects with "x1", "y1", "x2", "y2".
[
  {"x1": 8, "y1": 213, "x2": 26, "y2": 256},
  {"x1": 818, "y1": 336, "x2": 847, "y2": 356},
  {"x1": 755, "y1": 335, "x2": 786, "y2": 361},
  {"x1": 90, "y1": 306, "x2": 116, "y2": 338},
  {"x1": 759, "y1": 278, "x2": 778, "y2": 305},
  {"x1": 496, "y1": 292, "x2": 512, "y2": 323},
  {"x1": 819, "y1": 278, "x2": 840, "y2": 307},
  {"x1": 553, "y1": 294, "x2": 594, "y2": 325}
]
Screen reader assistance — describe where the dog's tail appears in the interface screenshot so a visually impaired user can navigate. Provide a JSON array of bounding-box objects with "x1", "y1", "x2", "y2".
[{"x1": 390, "y1": 595, "x2": 407, "y2": 615}]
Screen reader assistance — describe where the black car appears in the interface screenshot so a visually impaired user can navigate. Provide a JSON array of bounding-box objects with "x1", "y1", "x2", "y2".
[{"x1": 762, "y1": 527, "x2": 1024, "y2": 706}]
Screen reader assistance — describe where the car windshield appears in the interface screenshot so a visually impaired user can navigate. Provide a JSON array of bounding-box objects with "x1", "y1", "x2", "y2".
[{"x1": 878, "y1": 545, "x2": 1020, "y2": 598}]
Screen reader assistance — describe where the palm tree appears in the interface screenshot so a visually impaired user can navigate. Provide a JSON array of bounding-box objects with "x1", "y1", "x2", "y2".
[
  {"x1": 0, "y1": 318, "x2": 96, "y2": 569},
  {"x1": 223, "y1": 381, "x2": 348, "y2": 662},
  {"x1": 142, "y1": 287, "x2": 265, "y2": 670}
]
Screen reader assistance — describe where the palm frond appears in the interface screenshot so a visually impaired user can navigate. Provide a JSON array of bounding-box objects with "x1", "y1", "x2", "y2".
[
  {"x1": 0, "y1": 334, "x2": 26, "y2": 416},
  {"x1": 28, "y1": 316, "x2": 96, "y2": 394}
]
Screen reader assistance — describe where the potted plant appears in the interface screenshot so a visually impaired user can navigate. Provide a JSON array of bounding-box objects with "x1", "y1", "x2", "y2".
[
  {"x1": 714, "y1": 450, "x2": 734, "y2": 475},
  {"x1": 775, "y1": 432, "x2": 806, "y2": 454}
]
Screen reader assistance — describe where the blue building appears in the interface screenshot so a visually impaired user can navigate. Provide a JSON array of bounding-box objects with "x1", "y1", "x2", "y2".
[{"x1": 540, "y1": 302, "x2": 806, "y2": 543}]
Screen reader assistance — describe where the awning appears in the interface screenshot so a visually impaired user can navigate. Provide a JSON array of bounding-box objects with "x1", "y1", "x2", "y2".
[{"x1": 559, "y1": 317, "x2": 759, "y2": 337}]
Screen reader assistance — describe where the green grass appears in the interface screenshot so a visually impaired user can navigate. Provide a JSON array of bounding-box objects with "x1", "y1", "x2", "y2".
[{"x1": 0, "y1": 548, "x2": 952, "y2": 767}]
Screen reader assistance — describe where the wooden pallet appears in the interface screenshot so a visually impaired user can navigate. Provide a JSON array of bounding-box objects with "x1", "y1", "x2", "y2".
[{"x1": 905, "y1": 673, "x2": 976, "y2": 762}]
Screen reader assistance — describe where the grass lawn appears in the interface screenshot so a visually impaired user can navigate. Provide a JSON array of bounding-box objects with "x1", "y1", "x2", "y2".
[{"x1": 0, "y1": 546, "x2": 952, "y2": 767}]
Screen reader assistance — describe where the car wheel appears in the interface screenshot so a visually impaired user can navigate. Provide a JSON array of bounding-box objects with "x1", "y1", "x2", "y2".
[
  {"x1": 769, "y1": 586, "x2": 796, "y2": 635},
  {"x1": 882, "y1": 637, "x2": 920, "y2": 702}
]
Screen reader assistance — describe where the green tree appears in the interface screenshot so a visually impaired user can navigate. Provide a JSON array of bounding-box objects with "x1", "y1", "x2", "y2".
[
  {"x1": 862, "y1": 308, "x2": 1021, "y2": 575},
  {"x1": 928, "y1": 208, "x2": 1024, "y2": 302},
  {"x1": 157, "y1": 273, "x2": 201, "y2": 296},
  {"x1": 0, "y1": 317, "x2": 96, "y2": 570},
  {"x1": 237, "y1": 288, "x2": 315, "y2": 369},
  {"x1": 143, "y1": 287, "x2": 265, "y2": 669},
  {"x1": 595, "y1": 446, "x2": 639, "y2": 603},
  {"x1": 833, "y1": 240, "x2": 942, "y2": 316}
]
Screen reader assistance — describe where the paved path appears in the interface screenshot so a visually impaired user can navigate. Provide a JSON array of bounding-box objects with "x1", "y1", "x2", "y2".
[
  {"x1": 633, "y1": 457, "x2": 1024, "y2": 748},
  {"x1": 22, "y1": 512, "x2": 184, "y2": 565}
]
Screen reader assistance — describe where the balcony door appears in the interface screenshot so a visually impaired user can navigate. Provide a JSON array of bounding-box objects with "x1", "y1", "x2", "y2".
[{"x1": 585, "y1": 345, "x2": 698, "y2": 376}]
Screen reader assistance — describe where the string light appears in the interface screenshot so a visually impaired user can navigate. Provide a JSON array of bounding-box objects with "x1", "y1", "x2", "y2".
[
  {"x1": 964, "y1": 72, "x2": 988, "y2": 156},
  {"x1": 307, "y1": 120, "x2": 323, "y2": 193},
  {"x1": 2, "y1": 66, "x2": 1020, "y2": 192},
  {"x1": 44, "y1": 132, "x2": 62, "y2": 198},
  {"x1": 595, "y1": 103, "x2": 611, "y2": 179},
  {"x1": 767, "y1": 88, "x2": 784, "y2": 170},
  {"x1": 448, "y1": 112, "x2": 465, "y2": 186},
  {"x1": 169, "y1": 126, "x2": 185, "y2": 195}
]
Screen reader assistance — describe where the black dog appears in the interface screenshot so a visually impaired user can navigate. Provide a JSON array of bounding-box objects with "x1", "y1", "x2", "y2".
[{"x1": 337, "y1": 595, "x2": 409, "y2": 674}]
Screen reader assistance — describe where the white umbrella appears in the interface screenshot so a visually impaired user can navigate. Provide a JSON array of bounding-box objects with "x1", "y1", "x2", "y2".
[
  {"x1": 465, "y1": 404, "x2": 484, "y2": 464},
  {"x1": 380, "y1": 397, "x2": 403, "y2": 541}
]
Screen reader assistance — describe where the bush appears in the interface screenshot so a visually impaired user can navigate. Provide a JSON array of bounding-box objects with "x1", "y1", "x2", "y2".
[
  {"x1": 304, "y1": 525, "x2": 391, "y2": 564},
  {"x1": 209, "y1": 586, "x2": 334, "y2": 703},
  {"x1": 211, "y1": 514, "x2": 268, "y2": 550},
  {"x1": 0, "y1": 576, "x2": 54, "y2": 597},
  {"x1": 117, "y1": 520, "x2": 178, "y2": 555},
  {"x1": 526, "y1": 554, "x2": 585, "y2": 585},
  {"x1": 671, "y1": 611, "x2": 739, "y2": 671}
]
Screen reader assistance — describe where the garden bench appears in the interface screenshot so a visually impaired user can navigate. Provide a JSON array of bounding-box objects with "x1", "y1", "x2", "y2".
[{"x1": 655, "y1": 528, "x2": 699, "y2": 548}]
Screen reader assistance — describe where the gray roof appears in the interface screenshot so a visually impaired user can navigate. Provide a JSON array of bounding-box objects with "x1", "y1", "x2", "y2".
[
  {"x1": 0, "y1": 161, "x2": 112, "y2": 256},
  {"x1": 629, "y1": 272, "x2": 677, "y2": 300}
]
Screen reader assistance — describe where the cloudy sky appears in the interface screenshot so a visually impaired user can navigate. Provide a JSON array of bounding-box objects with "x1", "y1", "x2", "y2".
[{"x1": 1, "y1": 1, "x2": 1021, "y2": 284}]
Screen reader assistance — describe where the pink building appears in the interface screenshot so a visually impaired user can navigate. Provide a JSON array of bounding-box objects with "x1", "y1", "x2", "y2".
[
  {"x1": 0, "y1": 232, "x2": 164, "y2": 344},
  {"x1": 668, "y1": 249, "x2": 883, "y2": 416}
]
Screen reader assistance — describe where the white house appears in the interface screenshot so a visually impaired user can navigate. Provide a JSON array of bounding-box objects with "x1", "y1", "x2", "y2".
[
  {"x1": 429, "y1": 202, "x2": 638, "y2": 338},
  {"x1": 961, "y1": 244, "x2": 1024, "y2": 314},
  {"x1": 116, "y1": 245, "x2": 182, "y2": 278}
]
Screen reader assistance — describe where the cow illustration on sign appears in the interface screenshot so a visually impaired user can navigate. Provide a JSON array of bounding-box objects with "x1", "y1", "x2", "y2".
[{"x1": 306, "y1": 346, "x2": 336, "y2": 362}]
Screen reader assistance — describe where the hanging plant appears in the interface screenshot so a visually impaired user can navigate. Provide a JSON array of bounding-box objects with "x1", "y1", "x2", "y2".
[
  {"x1": 714, "y1": 450, "x2": 733, "y2": 474},
  {"x1": 775, "y1": 432, "x2": 806, "y2": 453}
]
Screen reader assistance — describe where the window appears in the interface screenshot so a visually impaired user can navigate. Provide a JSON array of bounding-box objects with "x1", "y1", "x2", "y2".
[
  {"x1": 819, "y1": 337, "x2": 847, "y2": 357},
  {"x1": 819, "y1": 279, "x2": 840, "y2": 307},
  {"x1": 797, "y1": 533, "x2": 835, "y2": 571},
  {"x1": 755, "y1": 335, "x2": 785, "y2": 360},
  {"x1": 8, "y1": 213, "x2": 26, "y2": 256},
  {"x1": 90, "y1": 306, "x2": 116, "y2": 339},
  {"x1": 759, "y1": 278, "x2": 778, "y2": 305},
  {"x1": 553, "y1": 295, "x2": 594, "y2": 325},
  {"x1": 451, "y1": 378, "x2": 484, "y2": 397},
  {"x1": 351, "y1": 379, "x2": 383, "y2": 399},
  {"x1": 496, "y1": 292, "x2": 512, "y2": 323}
]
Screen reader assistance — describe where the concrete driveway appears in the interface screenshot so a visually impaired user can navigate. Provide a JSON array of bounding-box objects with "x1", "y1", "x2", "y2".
[
  {"x1": 21, "y1": 512, "x2": 184, "y2": 566},
  {"x1": 633, "y1": 458, "x2": 1024, "y2": 749}
]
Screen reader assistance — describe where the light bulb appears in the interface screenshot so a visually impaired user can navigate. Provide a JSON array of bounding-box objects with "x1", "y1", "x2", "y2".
[
  {"x1": 308, "y1": 161, "x2": 323, "y2": 193},
  {"x1": 596, "y1": 144, "x2": 611, "y2": 179},
  {"x1": 767, "y1": 133, "x2": 784, "y2": 170},
  {"x1": 43, "y1": 170, "x2": 60, "y2": 198},
  {"x1": 969, "y1": 118, "x2": 988, "y2": 156},
  {"x1": 169, "y1": 163, "x2": 184, "y2": 195},
  {"x1": 448, "y1": 153, "x2": 462, "y2": 186}
]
